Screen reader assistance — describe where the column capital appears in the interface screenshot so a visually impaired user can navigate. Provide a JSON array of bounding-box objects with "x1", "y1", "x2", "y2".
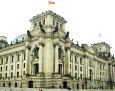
[
  {"x1": 54, "y1": 42, "x2": 60, "y2": 46},
  {"x1": 38, "y1": 41, "x2": 44, "y2": 46}
]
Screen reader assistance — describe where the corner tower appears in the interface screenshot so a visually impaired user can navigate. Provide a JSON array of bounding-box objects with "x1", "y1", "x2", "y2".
[{"x1": 29, "y1": 10, "x2": 67, "y2": 33}]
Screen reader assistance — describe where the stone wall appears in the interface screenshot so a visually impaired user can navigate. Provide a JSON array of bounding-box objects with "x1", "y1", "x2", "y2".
[{"x1": 0, "y1": 88, "x2": 114, "y2": 91}]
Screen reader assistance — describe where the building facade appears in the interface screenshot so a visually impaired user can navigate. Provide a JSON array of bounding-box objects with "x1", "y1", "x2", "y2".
[{"x1": 0, "y1": 11, "x2": 115, "y2": 89}]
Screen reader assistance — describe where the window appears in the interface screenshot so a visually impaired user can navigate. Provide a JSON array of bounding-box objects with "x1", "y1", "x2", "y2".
[
  {"x1": 15, "y1": 83, "x2": 17, "y2": 87},
  {"x1": 82, "y1": 84, "x2": 84, "y2": 89},
  {"x1": 9, "y1": 83, "x2": 11, "y2": 87},
  {"x1": 17, "y1": 64, "x2": 19, "y2": 69},
  {"x1": 5, "y1": 66, "x2": 7, "y2": 71},
  {"x1": 11, "y1": 72, "x2": 13, "y2": 78},
  {"x1": 53, "y1": 20, "x2": 55, "y2": 26},
  {"x1": 75, "y1": 73, "x2": 77, "y2": 79},
  {"x1": 11, "y1": 65, "x2": 13, "y2": 70},
  {"x1": 77, "y1": 84, "x2": 79, "y2": 89},
  {"x1": 0, "y1": 67, "x2": 2, "y2": 71},
  {"x1": 23, "y1": 53, "x2": 26, "y2": 60},
  {"x1": 0, "y1": 73, "x2": 2, "y2": 79},
  {"x1": 1, "y1": 59, "x2": 3, "y2": 64},
  {"x1": 60, "y1": 24, "x2": 62, "y2": 29},
  {"x1": 80, "y1": 74, "x2": 82, "y2": 80},
  {"x1": 75, "y1": 65, "x2": 77, "y2": 71},
  {"x1": 6, "y1": 57, "x2": 8, "y2": 63},
  {"x1": 17, "y1": 55, "x2": 20, "y2": 61},
  {"x1": 70, "y1": 64, "x2": 71, "y2": 69},
  {"x1": 75, "y1": 56, "x2": 77, "y2": 63},
  {"x1": 56, "y1": 22, "x2": 58, "y2": 26},
  {"x1": 17, "y1": 72, "x2": 19, "y2": 78},
  {"x1": 11, "y1": 56, "x2": 14, "y2": 62},
  {"x1": 23, "y1": 71, "x2": 25, "y2": 75},
  {"x1": 80, "y1": 67, "x2": 82, "y2": 71},
  {"x1": 3, "y1": 83, "x2": 5, "y2": 87},
  {"x1": 34, "y1": 23, "x2": 37, "y2": 28},
  {"x1": 80, "y1": 57, "x2": 82, "y2": 65},
  {"x1": 5, "y1": 73, "x2": 7, "y2": 79},
  {"x1": 43, "y1": 20, "x2": 45, "y2": 25},
  {"x1": 70, "y1": 52, "x2": 73, "y2": 62},
  {"x1": 58, "y1": 48, "x2": 63, "y2": 59},
  {"x1": 23, "y1": 63, "x2": 25, "y2": 68},
  {"x1": 34, "y1": 47, "x2": 39, "y2": 58}
]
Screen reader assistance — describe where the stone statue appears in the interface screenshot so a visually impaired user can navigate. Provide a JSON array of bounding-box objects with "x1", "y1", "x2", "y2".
[
  {"x1": 64, "y1": 31, "x2": 69, "y2": 39},
  {"x1": 27, "y1": 30, "x2": 31, "y2": 38},
  {"x1": 39, "y1": 22, "x2": 45, "y2": 33},
  {"x1": 53, "y1": 25, "x2": 58, "y2": 33}
]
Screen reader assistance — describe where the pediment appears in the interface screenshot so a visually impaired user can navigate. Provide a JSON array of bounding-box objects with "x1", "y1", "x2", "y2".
[{"x1": 87, "y1": 47, "x2": 96, "y2": 55}]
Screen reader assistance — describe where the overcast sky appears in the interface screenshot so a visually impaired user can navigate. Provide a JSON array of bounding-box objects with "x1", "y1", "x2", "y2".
[{"x1": 0, "y1": 0, "x2": 115, "y2": 55}]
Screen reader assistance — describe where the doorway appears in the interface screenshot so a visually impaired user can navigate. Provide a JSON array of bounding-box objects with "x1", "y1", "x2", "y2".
[
  {"x1": 28, "y1": 81, "x2": 33, "y2": 88},
  {"x1": 63, "y1": 81, "x2": 67, "y2": 88}
]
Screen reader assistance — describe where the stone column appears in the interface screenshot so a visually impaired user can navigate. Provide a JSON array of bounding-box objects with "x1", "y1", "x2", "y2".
[
  {"x1": 38, "y1": 42, "x2": 44, "y2": 73},
  {"x1": 66, "y1": 47, "x2": 70, "y2": 75},
  {"x1": 14, "y1": 54, "x2": 16, "y2": 78},
  {"x1": 25, "y1": 47, "x2": 29, "y2": 75},
  {"x1": 19, "y1": 51, "x2": 23, "y2": 77},
  {"x1": 54, "y1": 43, "x2": 59, "y2": 73},
  {"x1": 7, "y1": 54, "x2": 11, "y2": 78}
]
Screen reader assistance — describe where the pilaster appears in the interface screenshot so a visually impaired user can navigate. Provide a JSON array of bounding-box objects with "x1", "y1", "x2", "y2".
[{"x1": 38, "y1": 42, "x2": 44, "y2": 73}]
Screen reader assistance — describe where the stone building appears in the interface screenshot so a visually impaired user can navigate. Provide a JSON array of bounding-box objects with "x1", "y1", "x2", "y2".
[{"x1": 0, "y1": 10, "x2": 115, "y2": 89}]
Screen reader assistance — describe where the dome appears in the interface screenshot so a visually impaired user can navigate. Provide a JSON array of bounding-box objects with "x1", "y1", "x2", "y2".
[{"x1": 12, "y1": 34, "x2": 28, "y2": 44}]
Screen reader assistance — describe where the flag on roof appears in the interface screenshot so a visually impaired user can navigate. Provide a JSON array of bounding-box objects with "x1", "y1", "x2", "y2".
[{"x1": 48, "y1": 1, "x2": 55, "y2": 6}]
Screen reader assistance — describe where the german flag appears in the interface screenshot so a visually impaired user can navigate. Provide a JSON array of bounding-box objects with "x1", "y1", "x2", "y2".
[{"x1": 48, "y1": 1, "x2": 55, "y2": 6}]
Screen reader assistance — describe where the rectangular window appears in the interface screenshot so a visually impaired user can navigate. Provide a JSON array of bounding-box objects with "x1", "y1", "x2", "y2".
[
  {"x1": 80, "y1": 74, "x2": 82, "y2": 80},
  {"x1": 17, "y1": 72, "x2": 19, "y2": 78},
  {"x1": 80, "y1": 67, "x2": 82, "y2": 71},
  {"x1": 75, "y1": 56, "x2": 77, "y2": 63},
  {"x1": 15, "y1": 83, "x2": 17, "y2": 87},
  {"x1": 1, "y1": 59, "x2": 3, "y2": 64},
  {"x1": 9, "y1": 83, "x2": 11, "y2": 87},
  {"x1": 11, "y1": 72, "x2": 13, "y2": 78},
  {"x1": 1, "y1": 67, "x2": 2, "y2": 71},
  {"x1": 11, "y1": 56, "x2": 14, "y2": 62},
  {"x1": 70, "y1": 72, "x2": 71, "y2": 76},
  {"x1": 5, "y1": 73, "x2": 7, "y2": 79},
  {"x1": 6, "y1": 66, "x2": 7, "y2": 71},
  {"x1": 0, "y1": 73, "x2": 2, "y2": 79},
  {"x1": 17, "y1": 64, "x2": 19, "y2": 69},
  {"x1": 3, "y1": 83, "x2": 5, "y2": 87},
  {"x1": 80, "y1": 58, "x2": 82, "y2": 65},
  {"x1": 6, "y1": 57, "x2": 8, "y2": 63},
  {"x1": 17, "y1": 55, "x2": 20, "y2": 61},
  {"x1": 23, "y1": 63, "x2": 25, "y2": 68},
  {"x1": 70, "y1": 64, "x2": 71, "y2": 69},
  {"x1": 75, "y1": 73, "x2": 77, "y2": 79},
  {"x1": 23, "y1": 71, "x2": 25, "y2": 75},
  {"x1": 11, "y1": 65, "x2": 13, "y2": 70},
  {"x1": 24, "y1": 54, "x2": 26, "y2": 60},
  {"x1": 75, "y1": 65, "x2": 77, "y2": 71}
]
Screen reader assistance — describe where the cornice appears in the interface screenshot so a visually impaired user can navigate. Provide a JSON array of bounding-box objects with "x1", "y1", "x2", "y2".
[{"x1": 0, "y1": 42, "x2": 25, "y2": 52}]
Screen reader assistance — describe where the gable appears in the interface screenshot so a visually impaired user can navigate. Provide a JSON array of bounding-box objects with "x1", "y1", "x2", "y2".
[{"x1": 87, "y1": 47, "x2": 96, "y2": 55}]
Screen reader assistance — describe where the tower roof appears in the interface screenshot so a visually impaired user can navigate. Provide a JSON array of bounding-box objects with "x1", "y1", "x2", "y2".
[{"x1": 29, "y1": 10, "x2": 67, "y2": 23}]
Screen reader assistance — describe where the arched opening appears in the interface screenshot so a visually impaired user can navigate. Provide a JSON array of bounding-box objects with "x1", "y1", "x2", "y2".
[{"x1": 33, "y1": 47, "x2": 39, "y2": 58}]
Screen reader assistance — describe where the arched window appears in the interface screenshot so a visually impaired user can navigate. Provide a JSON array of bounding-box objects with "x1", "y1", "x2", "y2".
[
  {"x1": 33, "y1": 47, "x2": 39, "y2": 58},
  {"x1": 58, "y1": 48, "x2": 63, "y2": 59}
]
